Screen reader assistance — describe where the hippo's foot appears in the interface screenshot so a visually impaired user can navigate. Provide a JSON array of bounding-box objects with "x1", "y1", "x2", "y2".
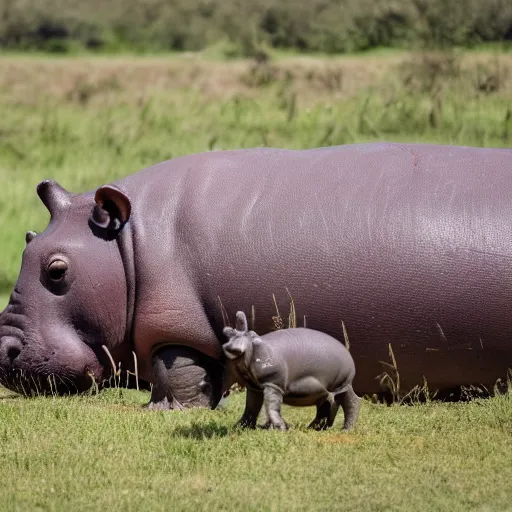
[
  {"x1": 235, "y1": 417, "x2": 258, "y2": 429},
  {"x1": 263, "y1": 386, "x2": 289, "y2": 431},
  {"x1": 148, "y1": 345, "x2": 224, "y2": 410},
  {"x1": 308, "y1": 418, "x2": 328, "y2": 431},
  {"x1": 308, "y1": 399, "x2": 339, "y2": 431},
  {"x1": 144, "y1": 395, "x2": 188, "y2": 411},
  {"x1": 262, "y1": 419, "x2": 289, "y2": 431},
  {"x1": 335, "y1": 386, "x2": 361, "y2": 431},
  {"x1": 234, "y1": 388, "x2": 264, "y2": 429},
  {"x1": 145, "y1": 396, "x2": 180, "y2": 411}
]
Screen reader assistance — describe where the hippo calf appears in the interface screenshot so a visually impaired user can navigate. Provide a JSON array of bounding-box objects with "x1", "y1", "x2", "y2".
[{"x1": 223, "y1": 311, "x2": 360, "y2": 431}]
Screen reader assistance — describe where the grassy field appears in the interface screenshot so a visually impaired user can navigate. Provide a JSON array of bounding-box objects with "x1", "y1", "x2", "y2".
[
  {"x1": 1, "y1": 387, "x2": 512, "y2": 511},
  {"x1": 2, "y1": 49, "x2": 512, "y2": 294},
  {"x1": 2, "y1": 49, "x2": 512, "y2": 510},
  {"x1": 0, "y1": 52, "x2": 512, "y2": 293}
]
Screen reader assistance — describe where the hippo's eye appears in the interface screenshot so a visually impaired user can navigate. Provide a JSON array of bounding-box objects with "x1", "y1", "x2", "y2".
[{"x1": 48, "y1": 259, "x2": 68, "y2": 281}]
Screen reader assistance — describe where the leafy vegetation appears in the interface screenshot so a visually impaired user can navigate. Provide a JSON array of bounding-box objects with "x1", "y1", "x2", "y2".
[{"x1": 1, "y1": 0, "x2": 512, "y2": 55}]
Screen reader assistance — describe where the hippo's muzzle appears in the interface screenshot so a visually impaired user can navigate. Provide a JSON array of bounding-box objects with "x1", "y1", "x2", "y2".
[
  {"x1": 0, "y1": 299, "x2": 104, "y2": 396},
  {"x1": 223, "y1": 345, "x2": 245, "y2": 361},
  {"x1": 222, "y1": 335, "x2": 253, "y2": 362}
]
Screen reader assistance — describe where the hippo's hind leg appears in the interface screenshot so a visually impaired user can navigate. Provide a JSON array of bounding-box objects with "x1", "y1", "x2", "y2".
[
  {"x1": 308, "y1": 397, "x2": 339, "y2": 431},
  {"x1": 262, "y1": 385, "x2": 289, "y2": 431},
  {"x1": 334, "y1": 386, "x2": 361, "y2": 431},
  {"x1": 148, "y1": 345, "x2": 224, "y2": 410},
  {"x1": 235, "y1": 388, "x2": 264, "y2": 429}
]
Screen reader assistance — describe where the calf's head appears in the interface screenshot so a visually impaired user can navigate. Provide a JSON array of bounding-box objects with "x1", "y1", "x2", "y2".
[
  {"x1": 222, "y1": 311, "x2": 261, "y2": 365},
  {"x1": 0, "y1": 180, "x2": 133, "y2": 395}
]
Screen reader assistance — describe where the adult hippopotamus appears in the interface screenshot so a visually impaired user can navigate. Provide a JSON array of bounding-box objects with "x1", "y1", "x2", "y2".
[{"x1": 1, "y1": 142, "x2": 512, "y2": 407}]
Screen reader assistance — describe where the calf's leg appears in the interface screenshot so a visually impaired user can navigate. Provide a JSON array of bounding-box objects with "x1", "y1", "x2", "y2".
[
  {"x1": 235, "y1": 388, "x2": 264, "y2": 428},
  {"x1": 263, "y1": 386, "x2": 288, "y2": 431},
  {"x1": 335, "y1": 386, "x2": 361, "y2": 431},
  {"x1": 308, "y1": 397, "x2": 339, "y2": 430}
]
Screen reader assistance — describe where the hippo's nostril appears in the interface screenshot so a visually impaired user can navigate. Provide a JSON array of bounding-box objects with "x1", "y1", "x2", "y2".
[
  {"x1": 7, "y1": 345, "x2": 21, "y2": 362},
  {"x1": 1, "y1": 337, "x2": 23, "y2": 364}
]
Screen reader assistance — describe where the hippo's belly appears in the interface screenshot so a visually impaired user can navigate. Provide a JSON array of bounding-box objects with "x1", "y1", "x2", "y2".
[{"x1": 283, "y1": 393, "x2": 328, "y2": 407}]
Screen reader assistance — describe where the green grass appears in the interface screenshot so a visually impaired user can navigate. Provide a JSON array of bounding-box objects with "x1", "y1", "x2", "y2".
[
  {"x1": 1, "y1": 52, "x2": 512, "y2": 510},
  {"x1": 1, "y1": 389, "x2": 512, "y2": 511},
  {"x1": 1, "y1": 51, "x2": 512, "y2": 295}
]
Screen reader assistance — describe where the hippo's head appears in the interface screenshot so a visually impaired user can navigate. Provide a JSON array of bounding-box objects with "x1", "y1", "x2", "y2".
[
  {"x1": 222, "y1": 311, "x2": 261, "y2": 364},
  {"x1": 0, "y1": 180, "x2": 134, "y2": 395}
]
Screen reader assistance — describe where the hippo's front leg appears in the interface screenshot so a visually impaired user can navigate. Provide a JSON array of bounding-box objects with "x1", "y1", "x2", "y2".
[
  {"x1": 148, "y1": 345, "x2": 224, "y2": 410},
  {"x1": 262, "y1": 385, "x2": 289, "y2": 431}
]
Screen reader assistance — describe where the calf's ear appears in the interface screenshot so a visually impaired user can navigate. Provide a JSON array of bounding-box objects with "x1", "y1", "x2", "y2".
[
  {"x1": 89, "y1": 185, "x2": 131, "y2": 236},
  {"x1": 235, "y1": 311, "x2": 248, "y2": 332}
]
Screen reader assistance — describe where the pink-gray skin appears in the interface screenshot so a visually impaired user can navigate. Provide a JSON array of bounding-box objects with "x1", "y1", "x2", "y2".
[
  {"x1": 1, "y1": 142, "x2": 512, "y2": 407},
  {"x1": 223, "y1": 311, "x2": 360, "y2": 431}
]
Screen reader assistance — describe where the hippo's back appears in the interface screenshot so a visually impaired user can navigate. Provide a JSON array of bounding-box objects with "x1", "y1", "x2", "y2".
[
  {"x1": 114, "y1": 142, "x2": 512, "y2": 395},
  {"x1": 260, "y1": 327, "x2": 355, "y2": 388}
]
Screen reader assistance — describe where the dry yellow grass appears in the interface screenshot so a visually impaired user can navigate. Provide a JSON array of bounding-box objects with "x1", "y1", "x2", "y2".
[{"x1": 1, "y1": 50, "x2": 511, "y2": 107}]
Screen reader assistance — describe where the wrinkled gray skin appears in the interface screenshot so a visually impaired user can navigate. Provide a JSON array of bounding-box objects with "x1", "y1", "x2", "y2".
[
  {"x1": 223, "y1": 311, "x2": 360, "y2": 431},
  {"x1": 1, "y1": 142, "x2": 512, "y2": 407}
]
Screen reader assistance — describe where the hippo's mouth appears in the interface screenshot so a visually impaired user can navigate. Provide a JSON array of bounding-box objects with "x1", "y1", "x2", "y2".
[
  {"x1": 0, "y1": 365, "x2": 98, "y2": 396},
  {"x1": 0, "y1": 311, "x2": 109, "y2": 396},
  {"x1": 0, "y1": 339, "x2": 105, "y2": 396}
]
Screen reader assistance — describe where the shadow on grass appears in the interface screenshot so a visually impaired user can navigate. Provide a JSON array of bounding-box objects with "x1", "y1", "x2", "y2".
[{"x1": 173, "y1": 421, "x2": 231, "y2": 440}]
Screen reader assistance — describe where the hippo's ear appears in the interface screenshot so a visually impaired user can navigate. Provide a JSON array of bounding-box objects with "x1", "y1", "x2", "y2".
[
  {"x1": 25, "y1": 231, "x2": 37, "y2": 245},
  {"x1": 37, "y1": 180, "x2": 71, "y2": 218},
  {"x1": 223, "y1": 326, "x2": 236, "y2": 339},
  {"x1": 90, "y1": 185, "x2": 131, "y2": 234},
  {"x1": 235, "y1": 311, "x2": 248, "y2": 332}
]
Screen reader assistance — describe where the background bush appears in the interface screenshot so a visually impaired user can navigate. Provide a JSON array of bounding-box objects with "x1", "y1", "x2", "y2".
[{"x1": 1, "y1": 0, "x2": 512, "y2": 55}]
